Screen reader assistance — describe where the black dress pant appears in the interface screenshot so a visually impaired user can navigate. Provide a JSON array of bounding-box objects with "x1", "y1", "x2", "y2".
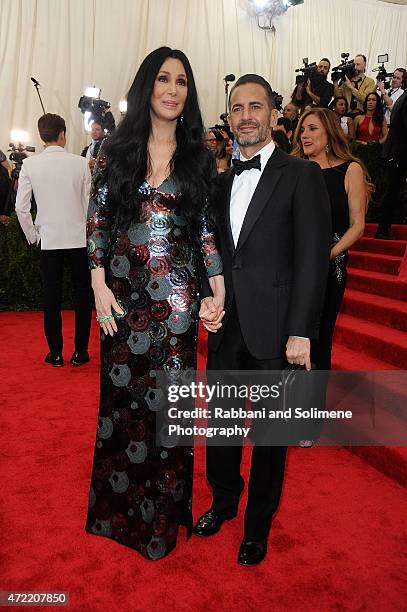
[
  {"x1": 206, "y1": 301, "x2": 287, "y2": 541},
  {"x1": 311, "y1": 263, "x2": 347, "y2": 370},
  {"x1": 378, "y1": 158, "x2": 407, "y2": 234},
  {"x1": 40, "y1": 248, "x2": 93, "y2": 355}
]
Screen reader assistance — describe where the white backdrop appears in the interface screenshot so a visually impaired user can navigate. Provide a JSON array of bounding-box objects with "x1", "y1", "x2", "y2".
[{"x1": 0, "y1": 0, "x2": 406, "y2": 156}]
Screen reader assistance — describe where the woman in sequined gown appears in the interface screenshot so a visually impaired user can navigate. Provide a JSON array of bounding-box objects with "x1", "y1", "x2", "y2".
[
  {"x1": 292, "y1": 108, "x2": 371, "y2": 369},
  {"x1": 85, "y1": 47, "x2": 224, "y2": 560}
]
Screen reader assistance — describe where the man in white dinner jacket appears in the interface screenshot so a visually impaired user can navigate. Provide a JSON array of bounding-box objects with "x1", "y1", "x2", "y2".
[{"x1": 16, "y1": 113, "x2": 93, "y2": 367}]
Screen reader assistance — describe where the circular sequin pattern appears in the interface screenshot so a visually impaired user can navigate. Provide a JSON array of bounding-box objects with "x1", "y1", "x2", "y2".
[
  {"x1": 110, "y1": 255, "x2": 130, "y2": 278},
  {"x1": 147, "y1": 277, "x2": 171, "y2": 301},
  {"x1": 168, "y1": 311, "x2": 191, "y2": 334},
  {"x1": 127, "y1": 331, "x2": 151, "y2": 355}
]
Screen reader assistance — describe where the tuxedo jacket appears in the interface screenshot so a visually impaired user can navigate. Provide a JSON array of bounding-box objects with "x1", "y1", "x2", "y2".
[
  {"x1": 382, "y1": 90, "x2": 407, "y2": 162},
  {"x1": 81, "y1": 139, "x2": 103, "y2": 159},
  {"x1": 15, "y1": 146, "x2": 91, "y2": 249},
  {"x1": 204, "y1": 146, "x2": 332, "y2": 360}
]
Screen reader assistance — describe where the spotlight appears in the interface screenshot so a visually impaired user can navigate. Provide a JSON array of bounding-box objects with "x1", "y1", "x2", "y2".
[
  {"x1": 10, "y1": 130, "x2": 29, "y2": 144},
  {"x1": 84, "y1": 87, "x2": 101, "y2": 99},
  {"x1": 119, "y1": 100, "x2": 127, "y2": 115}
]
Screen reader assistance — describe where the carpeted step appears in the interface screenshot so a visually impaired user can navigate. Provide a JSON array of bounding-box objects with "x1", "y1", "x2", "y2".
[
  {"x1": 331, "y1": 346, "x2": 406, "y2": 426},
  {"x1": 332, "y1": 343, "x2": 401, "y2": 370},
  {"x1": 348, "y1": 251, "x2": 401, "y2": 275},
  {"x1": 353, "y1": 236, "x2": 406, "y2": 256},
  {"x1": 334, "y1": 313, "x2": 407, "y2": 369},
  {"x1": 341, "y1": 288, "x2": 407, "y2": 331},
  {"x1": 347, "y1": 268, "x2": 407, "y2": 301},
  {"x1": 364, "y1": 223, "x2": 407, "y2": 240},
  {"x1": 347, "y1": 445, "x2": 407, "y2": 490}
]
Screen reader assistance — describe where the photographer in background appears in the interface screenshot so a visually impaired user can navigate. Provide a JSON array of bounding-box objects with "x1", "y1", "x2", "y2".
[
  {"x1": 334, "y1": 54, "x2": 375, "y2": 115},
  {"x1": 283, "y1": 102, "x2": 300, "y2": 132},
  {"x1": 81, "y1": 121, "x2": 105, "y2": 172},
  {"x1": 378, "y1": 68, "x2": 406, "y2": 125},
  {"x1": 292, "y1": 58, "x2": 334, "y2": 110},
  {"x1": 15, "y1": 113, "x2": 93, "y2": 368},
  {"x1": 0, "y1": 149, "x2": 11, "y2": 176},
  {"x1": 273, "y1": 117, "x2": 293, "y2": 150},
  {"x1": 0, "y1": 149, "x2": 12, "y2": 220}
]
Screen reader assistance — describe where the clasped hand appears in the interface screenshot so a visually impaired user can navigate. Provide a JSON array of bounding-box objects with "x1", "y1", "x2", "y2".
[{"x1": 199, "y1": 296, "x2": 225, "y2": 333}]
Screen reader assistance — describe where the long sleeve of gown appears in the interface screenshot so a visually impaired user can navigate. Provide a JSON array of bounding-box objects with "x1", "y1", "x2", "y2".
[
  {"x1": 86, "y1": 157, "x2": 115, "y2": 270},
  {"x1": 195, "y1": 209, "x2": 223, "y2": 298}
]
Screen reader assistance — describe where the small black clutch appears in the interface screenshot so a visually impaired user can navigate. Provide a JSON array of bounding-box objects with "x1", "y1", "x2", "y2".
[{"x1": 280, "y1": 364, "x2": 326, "y2": 445}]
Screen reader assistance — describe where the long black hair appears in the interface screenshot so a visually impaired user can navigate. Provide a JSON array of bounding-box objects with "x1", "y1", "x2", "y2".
[
  {"x1": 102, "y1": 47, "x2": 215, "y2": 228},
  {"x1": 363, "y1": 92, "x2": 384, "y2": 127}
]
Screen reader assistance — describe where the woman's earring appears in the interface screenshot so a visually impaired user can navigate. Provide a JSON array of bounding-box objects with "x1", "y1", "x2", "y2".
[
  {"x1": 179, "y1": 114, "x2": 184, "y2": 124},
  {"x1": 325, "y1": 144, "x2": 329, "y2": 154}
]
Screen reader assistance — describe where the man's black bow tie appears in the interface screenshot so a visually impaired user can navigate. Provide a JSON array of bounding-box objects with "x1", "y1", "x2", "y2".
[{"x1": 232, "y1": 155, "x2": 261, "y2": 175}]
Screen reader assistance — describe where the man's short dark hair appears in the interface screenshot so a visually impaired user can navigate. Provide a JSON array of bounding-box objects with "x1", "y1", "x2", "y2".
[
  {"x1": 277, "y1": 117, "x2": 293, "y2": 132},
  {"x1": 229, "y1": 74, "x2": 275, "y2": 110},
  {"x1": 320, "y1": 57, "x2": 331, "y2": 69},
  {"x1": 355, "y1": 54, "x2": 367, "y2": 64},
  {"x1": 38, "y1": 113, "x2": 66, "y2": 143}
]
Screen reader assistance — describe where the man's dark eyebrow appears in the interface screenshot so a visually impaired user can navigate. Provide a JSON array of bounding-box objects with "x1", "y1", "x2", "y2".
[{"x1": 231, "y1": 100, "x2": 264, "y2": 108}]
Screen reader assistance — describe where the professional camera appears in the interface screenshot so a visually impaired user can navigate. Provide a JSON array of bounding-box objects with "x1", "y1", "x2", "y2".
[
  {"x1": 372, "y1": 54, "x2": 392, "y2": 89},
  {"x1": 78, "y1": 88, "x2": 116, "y2": 133},
  {"x1": 331, "y1": 53, "x2": 357, "y2": 83},
  {"x1": 271, "y1": 89, "x2": 283, "y2": 111},
  {"x1": 8, "y1": 142, "x2": 35, "y2": 181},
  {"x1": 4, "y1": 142, "x2": 36, "y2": 215},
  {"x1": 295, "y1": 58, "x2": 317, "y2": 85}
]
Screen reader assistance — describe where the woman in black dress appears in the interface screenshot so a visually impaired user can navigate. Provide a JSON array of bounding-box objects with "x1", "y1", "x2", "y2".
[
  {"x1": 85, "y1": 47, "x2": 224, "y2": 560},
  {"x1": 292, "y1": 108, "x2": 372, "y2": 369}
]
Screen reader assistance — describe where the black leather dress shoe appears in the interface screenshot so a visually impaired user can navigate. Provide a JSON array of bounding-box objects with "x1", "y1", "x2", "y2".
[
  {"x1": 237, "y1": 539, "x2": 267, "y2": 566},
  {"x1": 44, "y1": 352, "x2": 64, "y2": 367},
  {"x1": 70, "y1": 350, "x2": 90, "y2": 366},
  {"x1": 193, "y1": 508, "x2": 236, "y2": 537}
]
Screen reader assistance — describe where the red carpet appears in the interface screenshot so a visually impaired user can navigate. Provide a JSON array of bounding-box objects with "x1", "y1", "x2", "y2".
[
  {"x1": 330, "y1": 224, "x2": 407, "y2": 487},
  {"x1": 1, "y1": 225, "x2": 407, "y2": 610}
]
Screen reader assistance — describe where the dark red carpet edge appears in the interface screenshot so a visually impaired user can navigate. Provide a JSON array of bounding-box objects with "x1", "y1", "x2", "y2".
[{"x1": 1, "y1": 311, "x2": 407, "y2": 612}]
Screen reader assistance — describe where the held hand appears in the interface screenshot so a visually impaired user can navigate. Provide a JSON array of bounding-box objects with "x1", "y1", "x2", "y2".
[
  {"x1": 377, "y1": 80, "x2": 385, "y2": 94},
  {"x1": 93, "y1": 283, "x2": 124, "y2": 336},
  {"x1": 305, "y1": 79, "x2": 312, "y2": 94},
  {"x1": 286, "y1": 336, "x2": 311, "y2": 371},
  {"x1": 200, "y1": 296, "x2": 224, "y2": 322},
  {"x1": 199, "y1": 296, "x2": 225, "y2": 333}
]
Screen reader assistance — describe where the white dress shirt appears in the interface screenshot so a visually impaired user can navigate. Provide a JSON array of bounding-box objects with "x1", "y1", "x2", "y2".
[
  {"x1": 15, "y1": 146, "x2": 91, "y2": 250},
  {"x1": 230, "y1": 140, "x2": 275, "y2": 246},
  {"x1": 86, "y1": 140, "x2": 97, "y2": 160},
  {"x1": 385, "y1": 88, "x2": 404, "y2": 125}
]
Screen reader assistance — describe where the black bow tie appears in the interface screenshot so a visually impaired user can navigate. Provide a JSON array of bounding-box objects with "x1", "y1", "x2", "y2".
[{"x1": 232, "y1": 155, "x2": 261, "y2": 175}]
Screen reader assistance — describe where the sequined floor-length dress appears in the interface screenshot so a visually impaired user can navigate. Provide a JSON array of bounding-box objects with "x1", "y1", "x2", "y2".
[{"x1": 85, "y1": 169, "x2": 222, "y2": 560}]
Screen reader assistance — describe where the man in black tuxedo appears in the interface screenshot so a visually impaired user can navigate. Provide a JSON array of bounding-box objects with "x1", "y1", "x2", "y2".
[
  {"x1": 375, "y1": 89, "x2": 407, "y2": 239},
  {"x1": 194, "y1": 74, "x2": 332, "y2": 565},
  {"x1": 81, "y1": 121, "x2": 105, "y2": 171}
]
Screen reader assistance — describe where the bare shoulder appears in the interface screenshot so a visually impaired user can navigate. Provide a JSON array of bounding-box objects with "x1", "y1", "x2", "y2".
[{"x1": 346, "y1": 161, "x2": 364, "y2": 178}]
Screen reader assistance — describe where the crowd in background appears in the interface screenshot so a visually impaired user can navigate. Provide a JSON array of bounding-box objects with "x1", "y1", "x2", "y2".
[{"x1": 1, "y1": 52, "x2": 406, "y2": 235}]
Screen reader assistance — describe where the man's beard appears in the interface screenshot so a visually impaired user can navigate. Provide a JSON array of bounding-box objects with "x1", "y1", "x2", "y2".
[{"x1": 235, "y1": 122, "x2": 270, "y2": 147}]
